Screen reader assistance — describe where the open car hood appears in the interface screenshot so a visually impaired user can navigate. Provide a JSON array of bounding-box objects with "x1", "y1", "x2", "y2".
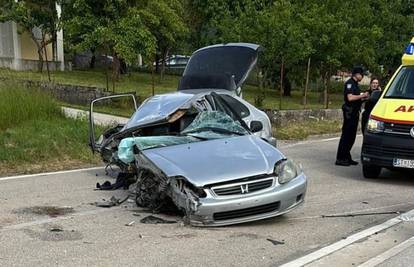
[
  {"x1": 142, "y1": 135, "x2": 283, "y2": 187},
  {"x1": 178, "y1": 43, "x2": 261, "y2": 92}
]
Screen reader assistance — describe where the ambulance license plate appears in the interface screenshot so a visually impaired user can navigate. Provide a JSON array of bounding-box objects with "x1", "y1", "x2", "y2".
[{"x1": 393, "y1": 158, "x2": 414, "y2": 169}]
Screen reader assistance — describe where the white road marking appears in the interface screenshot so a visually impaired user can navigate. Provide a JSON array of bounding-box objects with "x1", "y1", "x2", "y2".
[
  {"x1": 0, "y1": 166, "x2": 104, "y2": 182},
  {"x1": 359, "y1": 236, "x2": 414, "y2": 267},
  {"x1": 280, "y1": 208, "x2": 414, "y2": 267},
  {"x1": 0, "y1": 208, "x2": 116, "y2": 232},
  {"x1": 281, "y1": 134, "x2": 363, "y2": 149}
]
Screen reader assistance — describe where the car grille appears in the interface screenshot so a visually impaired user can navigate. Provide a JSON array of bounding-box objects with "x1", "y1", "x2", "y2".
[
  {"x1": 211, "y1": 178, "x2": 274, "y2": 196},
  {"x1": 363, "y1": 144, "x2": 414, "y2": 159},
  {"x1": 213, "y1": 201, "x2": 280, "y2": 221},
  {"x1": 384, "y1": 122, "x2": 414, "y2": 137}
]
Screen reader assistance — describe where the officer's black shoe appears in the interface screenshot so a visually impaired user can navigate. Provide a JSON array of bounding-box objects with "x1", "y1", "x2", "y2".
[
  {"x1": 348, "y1": 159, "x2": 359, "y2": 165},
  {"x1": 335, "y1": 159, "x2": 350, "y2": 166}
]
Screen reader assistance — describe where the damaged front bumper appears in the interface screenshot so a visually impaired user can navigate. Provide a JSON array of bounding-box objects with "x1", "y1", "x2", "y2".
[{"x1": 187, "y1": 173, "x2": 307, "y2": 226}]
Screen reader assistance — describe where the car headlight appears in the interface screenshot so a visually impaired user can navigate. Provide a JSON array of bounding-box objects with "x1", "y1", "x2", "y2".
[
  {"x1": 367, "y1": 118, "x2": 384, "y2": 133},
  {"x1": 274, "y1": 159, "x2": 302, "y2": 184}
]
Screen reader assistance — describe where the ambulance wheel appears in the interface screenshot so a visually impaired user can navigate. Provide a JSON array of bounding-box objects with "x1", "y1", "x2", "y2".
[{"x1": 362, "y1": 164, "x2": 381, "y2": 179}]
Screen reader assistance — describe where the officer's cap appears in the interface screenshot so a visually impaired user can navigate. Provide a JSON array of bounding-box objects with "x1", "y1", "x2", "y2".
[{"x1": 352, "y1": 66, "x2": 364, "y2": 76}]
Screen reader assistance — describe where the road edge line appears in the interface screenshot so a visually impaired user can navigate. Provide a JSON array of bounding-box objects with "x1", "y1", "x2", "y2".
[
  {"x1": 358, "y1": 235, "x2": 414, "y2": 267},
  {"x1": 280, "y1": 209, "x2": 414, "y2": 267},
  {"x1": 0, "y1": 166, "x2": 104, "y2": 181}
]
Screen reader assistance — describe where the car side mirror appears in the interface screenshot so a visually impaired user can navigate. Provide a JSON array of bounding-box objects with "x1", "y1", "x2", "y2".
[
  {"x1": 250, "y1": 121, "x2": 263, "y2": 133},
  {"x1": 369, "y1": 90, "x2": 382, "y2": 103}
]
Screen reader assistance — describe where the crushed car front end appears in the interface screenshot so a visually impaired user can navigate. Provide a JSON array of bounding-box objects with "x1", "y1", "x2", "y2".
[
  {"x1": 186, "y1": 172, "x2": 306, "y2": 226},
  {"x1": 138, "y1": 134, "x2": 307, "y2": 227}
]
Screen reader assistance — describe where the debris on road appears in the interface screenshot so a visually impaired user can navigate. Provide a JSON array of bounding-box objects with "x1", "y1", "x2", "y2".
[
  {"x1": 322, "y1": 211, "x2": 401, "y2": 218},
  {"x1": 49, "y1": 227, "x2": 63, "y2": 232},
  {"x1": 140, "y1": 215, "x2": 177, "y2": 224},
  {"x1": 125, "y1": 221, "x2": 135, "y2": 226},
  {"x1": 95, "y1": 195, "x2": 129, "y2": 208},
  {"x1": 96, "y1": 172, "x2": 136, "y2": 190},
  {"x1": 266, "y1": 238, "x2": 285, "y2": 246}
]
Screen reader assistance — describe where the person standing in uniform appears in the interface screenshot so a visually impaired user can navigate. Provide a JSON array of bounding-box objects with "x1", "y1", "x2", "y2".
[
  {"x1": 336, "y1": 67, "x2": 369, "y2": 166},
  {"x1": 361, "y1": 77, "x2": 382, "y2": 133}
]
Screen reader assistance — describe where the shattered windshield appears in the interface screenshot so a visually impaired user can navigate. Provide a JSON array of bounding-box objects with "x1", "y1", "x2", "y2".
[
  {"x1": 181, "y1": 111, "x2": 249, "y2": 137},
  {"x1": 117, "y1": 111, "x2": 249, "y2": 163}
]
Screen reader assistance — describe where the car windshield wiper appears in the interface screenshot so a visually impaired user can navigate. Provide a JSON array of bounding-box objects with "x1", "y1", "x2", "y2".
[{"x1": 183, "y1": 127, "x2": 245, "y2": 136}]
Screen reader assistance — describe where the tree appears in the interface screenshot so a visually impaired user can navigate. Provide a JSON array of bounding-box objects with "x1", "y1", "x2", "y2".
[
  {"x1": 0, "y1": 0, "x2": 60, "y2": 78},
  {"x1": 62, "y1": 0, "x2": 156, "y2": 91},
  {"x1": 139, "y1": 0, "x2": 188, "y2": 79}
]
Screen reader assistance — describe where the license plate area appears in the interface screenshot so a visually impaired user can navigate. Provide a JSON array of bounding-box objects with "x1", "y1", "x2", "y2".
[{"x1": 393, "y1": 158, "x2": 414, "y2": 169}]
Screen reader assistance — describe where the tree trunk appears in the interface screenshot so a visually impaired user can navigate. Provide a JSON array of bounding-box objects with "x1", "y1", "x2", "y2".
[
  {"x1": 43, "y1": 37, "x2": 51, "y2": 82},
  {"x1": 302, "y1": 57, "x2": 311, "y2": 108},
  {"x1": 111, "y1": 52, "x2": 121, "y2": 92},
  {"x1": 90, "y1": 48, "x2": 96, "y2": 69},
  {"x1": 37, "y1": 48, "x2": 44, "y2": 73},
  {"x1": 155, "y1": 54, "x2": 160, "y2": 73},
  {"x1": 151, "y1": 55, "x2": 155, "y2": 96},
  {"x1": 279, "y1": 56, "x2": 284, "y2": 110},
  {"x1": 323, "y1": 71, "x2": 329, "y2": 109},
  {"x1": 160, "y1": 48, "x2": 170, "y2": 82}
]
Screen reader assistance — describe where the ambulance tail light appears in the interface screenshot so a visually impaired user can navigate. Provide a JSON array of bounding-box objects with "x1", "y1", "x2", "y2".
[{"x1": 367, "y1": 118, "x2": 385, "y2": 133}]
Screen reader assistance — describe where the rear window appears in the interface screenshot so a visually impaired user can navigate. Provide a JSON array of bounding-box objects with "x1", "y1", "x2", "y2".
[{"x1": 385, "y1": 67, "x2": 414, "y2": 99}]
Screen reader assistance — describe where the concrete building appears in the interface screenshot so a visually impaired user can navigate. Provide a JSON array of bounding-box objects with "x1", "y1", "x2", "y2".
[{"x1": 0, "y1": 4, "x2": 64, "y2": 71}]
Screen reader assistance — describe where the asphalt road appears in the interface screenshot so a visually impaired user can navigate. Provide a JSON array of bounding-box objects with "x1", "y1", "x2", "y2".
[{"x1": 1, "y1": 136, "x2": 413, "y2": 266}]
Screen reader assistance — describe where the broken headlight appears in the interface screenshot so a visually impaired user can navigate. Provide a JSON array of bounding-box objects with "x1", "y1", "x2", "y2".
[
  {"x1": 173, "y1": 176, "x2": 207, "y2": 198},
  {"x1": 274, "y1": 159, "x2": 301, "y2": 184}
]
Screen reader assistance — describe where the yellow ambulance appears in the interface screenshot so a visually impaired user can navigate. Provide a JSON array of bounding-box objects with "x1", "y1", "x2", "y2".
[{"x1": 361, "y1": 38, "x2": 414, "y2": 178}]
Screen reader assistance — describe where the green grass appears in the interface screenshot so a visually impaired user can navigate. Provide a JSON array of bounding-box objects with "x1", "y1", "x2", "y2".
[
  {"x1": 0, "y1": 68, "x2": 343, "y2": 110},
  {"x1": 273, "y1": 119, "x2": 342, "y2": 140},
  {"x1": 0, "y1": 82, "x2": 100, "y2": 176}
]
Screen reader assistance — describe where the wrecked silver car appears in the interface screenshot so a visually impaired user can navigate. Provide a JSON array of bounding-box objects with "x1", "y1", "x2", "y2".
[{"x1": 89, "y1": 43, "x2": 307, "y2": 226}]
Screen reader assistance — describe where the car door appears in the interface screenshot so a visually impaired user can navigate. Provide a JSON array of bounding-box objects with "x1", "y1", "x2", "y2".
[{"x1": 89, "y1": 93, "x2": 137, "y2": 153}]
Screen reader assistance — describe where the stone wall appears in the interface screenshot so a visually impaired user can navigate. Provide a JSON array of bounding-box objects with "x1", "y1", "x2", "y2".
[
  {"x1": 1, "y1": 78, "x2": 113, "y2": 105},
  {"x1": 37, "y1": 81, "x2": 113, "y2": 105}
]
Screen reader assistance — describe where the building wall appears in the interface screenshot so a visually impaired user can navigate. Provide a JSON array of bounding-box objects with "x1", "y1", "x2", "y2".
[
  {"x1": 0, "y1": 22, "x2": 14, "y2": 59},
  {"x1": 19, "y1": 28, "x2": 53, "y2": 61}
]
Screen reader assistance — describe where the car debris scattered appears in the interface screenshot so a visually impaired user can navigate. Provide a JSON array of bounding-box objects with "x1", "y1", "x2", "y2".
[
  {"x1": 140, "y1": 215, "x2": 177, "y2": 224},
  {"x1": 95, "y1": 195, "x2": 129, "y2": 208},
  {"x1": 321, "y1": 211, "x2": 401, "y2": 218},
  {"x1": 125, "y1": 221, "x2": 135, "y2": 226},
  {"x1": 266, "y1": 238, "x2": 285, "y2": 246}
]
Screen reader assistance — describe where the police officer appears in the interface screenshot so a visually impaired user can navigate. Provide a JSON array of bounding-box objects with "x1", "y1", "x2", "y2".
[{"x1": 336, "y1": 67, "x2": 369, "y2": 166}]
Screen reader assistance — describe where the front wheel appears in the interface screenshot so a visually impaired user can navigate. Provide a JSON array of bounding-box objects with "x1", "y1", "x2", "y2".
[{"x1": 362, "y1": 164, "x2": 382, "y2": 178}]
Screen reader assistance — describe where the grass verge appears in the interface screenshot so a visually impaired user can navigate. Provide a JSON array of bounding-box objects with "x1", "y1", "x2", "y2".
[
  {"x1": 0, "y1": 82, "x2": 100, "y2": 176},
  {"x1": 273, "y1": 119, "x2": 342, "y2": 140}
]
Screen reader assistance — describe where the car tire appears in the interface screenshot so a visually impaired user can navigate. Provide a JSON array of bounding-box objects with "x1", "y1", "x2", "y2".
[{"x1": 362, "y1": 164, "x2": 382, "y2": 178}]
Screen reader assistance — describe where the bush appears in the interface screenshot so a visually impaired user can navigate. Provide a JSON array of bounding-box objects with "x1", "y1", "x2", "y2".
[{"x1": 0, "y1": 82, "x2": 63, "y2": 130}]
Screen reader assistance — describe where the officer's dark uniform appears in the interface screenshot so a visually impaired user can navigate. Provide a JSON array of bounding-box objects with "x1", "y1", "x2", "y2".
[{"x1": 336, "y1": 75, "x2": 362, "y2": 164}]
